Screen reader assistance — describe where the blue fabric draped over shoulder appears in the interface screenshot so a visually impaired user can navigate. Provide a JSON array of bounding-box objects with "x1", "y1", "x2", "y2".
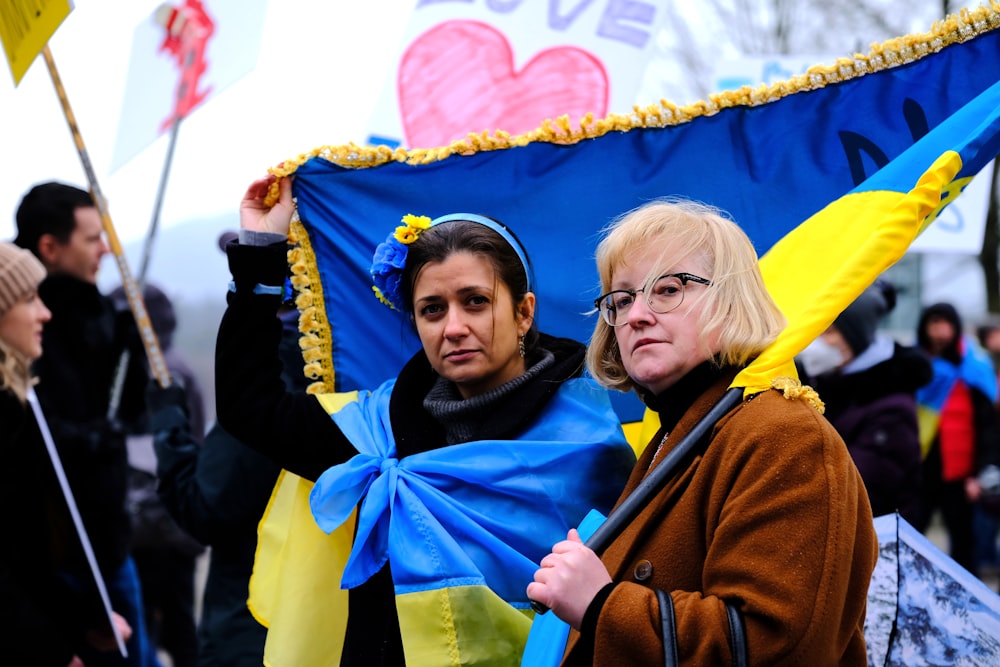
[{"x1": 309, "y1": 375, "x2": 636, "y2": 606}]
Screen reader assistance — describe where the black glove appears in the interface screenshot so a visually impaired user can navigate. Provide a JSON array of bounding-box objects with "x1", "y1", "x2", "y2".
[
  {"x1": 78, "y1": 417, "x2": 126, "y2": 456},
  {"x1": 146, "y1": 380, "x2": 189, "y2": 429}
]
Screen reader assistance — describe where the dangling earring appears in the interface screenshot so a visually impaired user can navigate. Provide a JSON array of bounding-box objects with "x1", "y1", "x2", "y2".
[{"x1": 518, "y1": 334, "x2": 526, "y2": 359}]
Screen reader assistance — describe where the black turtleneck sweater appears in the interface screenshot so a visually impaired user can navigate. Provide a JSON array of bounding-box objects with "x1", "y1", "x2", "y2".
[{"x1": 641, "y1": 360, "x2": 732, "y2": 434}]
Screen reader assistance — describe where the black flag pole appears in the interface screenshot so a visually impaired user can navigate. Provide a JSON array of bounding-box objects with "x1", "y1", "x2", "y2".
[
  {"x1": 530, "y1": 387, "x2": 744, "y2": 614},
  {"x1": 586, "y1": 388, "x2": 743, "y2": 554}
]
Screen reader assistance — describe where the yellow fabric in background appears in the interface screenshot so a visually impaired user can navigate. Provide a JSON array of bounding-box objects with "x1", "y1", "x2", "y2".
[{"x1": 917, "y1": 405, "x2": 940, "y2": 459}]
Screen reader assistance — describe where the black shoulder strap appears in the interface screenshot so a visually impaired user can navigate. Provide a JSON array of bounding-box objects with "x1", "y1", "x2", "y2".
[
  {"x1": 656, "y1": 589, "x2": 679, "y2": 667},
  {"x1": 726, "y1": 602, "x2": 748, "y2": 667}
]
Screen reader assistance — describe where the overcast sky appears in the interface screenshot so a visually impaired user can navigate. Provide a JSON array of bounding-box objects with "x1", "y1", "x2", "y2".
[
  {"x1": 1, "y1": 1, "x2": 973, "y2": 270},
  {"x1": 0, "y1": 0, "x2": 414, "y2": 247}
]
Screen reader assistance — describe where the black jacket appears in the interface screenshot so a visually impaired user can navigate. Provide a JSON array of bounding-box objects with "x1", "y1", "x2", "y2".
[
  {"x1": 0, "y1": 390, "x2": 104, "y2": 666},
  {"x1": 810, "y1": 343, "x2": 932, "y2": 520},
  {"x1": 215, "y1": 240, "x2": 594, "y2": 666},
  {"x1": 148, "y1": 310, "x2": 305, "y2": 667},
  {"x1": 34, "y1": 274, "x2": 149, "y2": 576}
]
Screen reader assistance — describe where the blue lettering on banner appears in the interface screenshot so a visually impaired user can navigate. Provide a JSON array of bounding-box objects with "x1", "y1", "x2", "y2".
[
  {"x1": 415, "y1": 0, "x2": 656, "y2": 48},
  {"x1": 717, "y1": 76, "x2": 753, "y2": 90},
  {"x1": 597, "y1": 0, "x2": 656, "y2": 48},
  {"x1": 761, "y1": 61, "x2": 796, "y2": 83},
  {"x1": 487, "y1": 0, "x2": 524, "y2": 11},
  {"x1": 549, "y1": 0, "x2": 597, "y2": 30}
]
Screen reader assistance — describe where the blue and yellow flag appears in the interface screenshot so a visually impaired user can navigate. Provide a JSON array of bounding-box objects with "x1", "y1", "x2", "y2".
[
  {"x1": 250, "y1": 382, "x2": 634, "y2": 667},
  {"x1": 251, "y1": 7, "x2": 1000, "y2": 667},
  {"x1": 741, "y1": 74, "x2": 1000, "y2": 394},
  {"x1": 280, "y1": 6, "x2": 1000, "y2": 432},
  {"x1": 916, "y1": 334, "x2": 999, "y2": 457}
]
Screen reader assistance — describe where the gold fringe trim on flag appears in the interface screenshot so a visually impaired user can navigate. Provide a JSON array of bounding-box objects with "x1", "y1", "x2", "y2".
[
  {"x1": 287, "y1": 207, "x2": 335, "y2": 394},
  {"x1": 771, "y1": 377, "x2": 825, "y2": 415},
  {"x1": 262, "y1": 0, "x2": 1000, "y2": 196},
  {"x1": 267, "y1": 1, "x2": 1000, "y2": 391}
]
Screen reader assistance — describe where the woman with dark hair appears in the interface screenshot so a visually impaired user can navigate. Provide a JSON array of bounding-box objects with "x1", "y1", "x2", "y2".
[
  {"x1": 0, "y1": 242, "x2": 132, "y2": 666},
  {"x1": 205, "y1": 175, "x2": 635, "y2": 665}
]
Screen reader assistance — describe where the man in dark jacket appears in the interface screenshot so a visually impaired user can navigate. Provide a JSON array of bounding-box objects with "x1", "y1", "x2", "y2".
[
  {"x1": 15, "y1": 181, "x2": 160, "y2": 667},
  {"x1": 800, "y1": 280, "x2": 933, "y2": 522}
]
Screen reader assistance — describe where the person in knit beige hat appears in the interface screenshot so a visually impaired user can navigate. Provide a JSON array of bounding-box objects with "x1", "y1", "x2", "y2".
[
  {"x1": 14, "y1": 181, "x2": 157, "y2": 667},
  {"x1": 0, "y1": 241, "x2": 50, "y2": 402},
  {"x1": 0, "y1": 238, "x2": 135, "y2": 664}
]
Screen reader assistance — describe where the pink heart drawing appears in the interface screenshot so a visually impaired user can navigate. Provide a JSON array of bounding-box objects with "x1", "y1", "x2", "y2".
[{"x1": 398, "y1": 20, "x2": 609, "y2": 148}]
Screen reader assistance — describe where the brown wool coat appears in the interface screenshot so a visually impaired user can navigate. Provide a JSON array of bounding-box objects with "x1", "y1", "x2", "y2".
[{"x1": 563, "y1": 373, "x2": 878, "y2": 666}]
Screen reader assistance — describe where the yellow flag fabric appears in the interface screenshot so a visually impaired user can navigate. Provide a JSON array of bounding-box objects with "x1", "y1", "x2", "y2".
[
  {"x1": 249, "y1": 392, "x2": 358, "y2": 667},
  {"x1": 740, "y1": 153, "x2": 964, "y2": 394},
  {"x1": 396, "y1": 587, "x2": 533, "y2": 665},
  {"x1": 249, "y1": 470, "x2": 353, "y2": 667}
]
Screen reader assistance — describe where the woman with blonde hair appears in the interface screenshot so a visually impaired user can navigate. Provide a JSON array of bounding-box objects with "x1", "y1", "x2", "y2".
[
  {"x1": 0, "y1": 242, "x2": 49, "y2": 400},
  {"x1": 0, "y1": 242, "x2": 131, "y2": 666},
  {"x1": 529, "y1": 200, "x2": 878, "y2": 666}
]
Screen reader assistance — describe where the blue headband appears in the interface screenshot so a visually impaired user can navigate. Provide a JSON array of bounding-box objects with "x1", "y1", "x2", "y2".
[
  {"x1": 371, "y1": 212, "x2": 534, "y2": 312},
  {"x1": 428, "y1": 213, "x2": 534, "y2": 293}
]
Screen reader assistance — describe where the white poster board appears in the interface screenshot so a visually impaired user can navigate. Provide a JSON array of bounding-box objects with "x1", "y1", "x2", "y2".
[{"x1": 367, "y1": 0, "x2": 670, "y2": 149}]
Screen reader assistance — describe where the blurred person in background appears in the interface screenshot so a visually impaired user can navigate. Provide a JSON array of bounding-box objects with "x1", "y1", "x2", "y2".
[
  {"x1": 110, "y1": 283, "x2": 206, "y2": 667},
  {"x1": 14, "y1": 182, "x2": 159, "y2": 667},
  {"x1": 974, "y1": 321, "x2": 1000, "y2": 588},
  {"x1": 913, "y1": 302, "x2": 1000, "y2": 579},
  {"x1": 143, "y1": 231, "x2": 304, "y2": 667},
  {"x1": 799, "y1": 280, "x2": 932, "y2": 522},
  {"x1": 0, "y1": 241, "x2": 133, "y2": 666},
  {"x1": 110, "y1": 283, "x2": 206, "y2": 440}
]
